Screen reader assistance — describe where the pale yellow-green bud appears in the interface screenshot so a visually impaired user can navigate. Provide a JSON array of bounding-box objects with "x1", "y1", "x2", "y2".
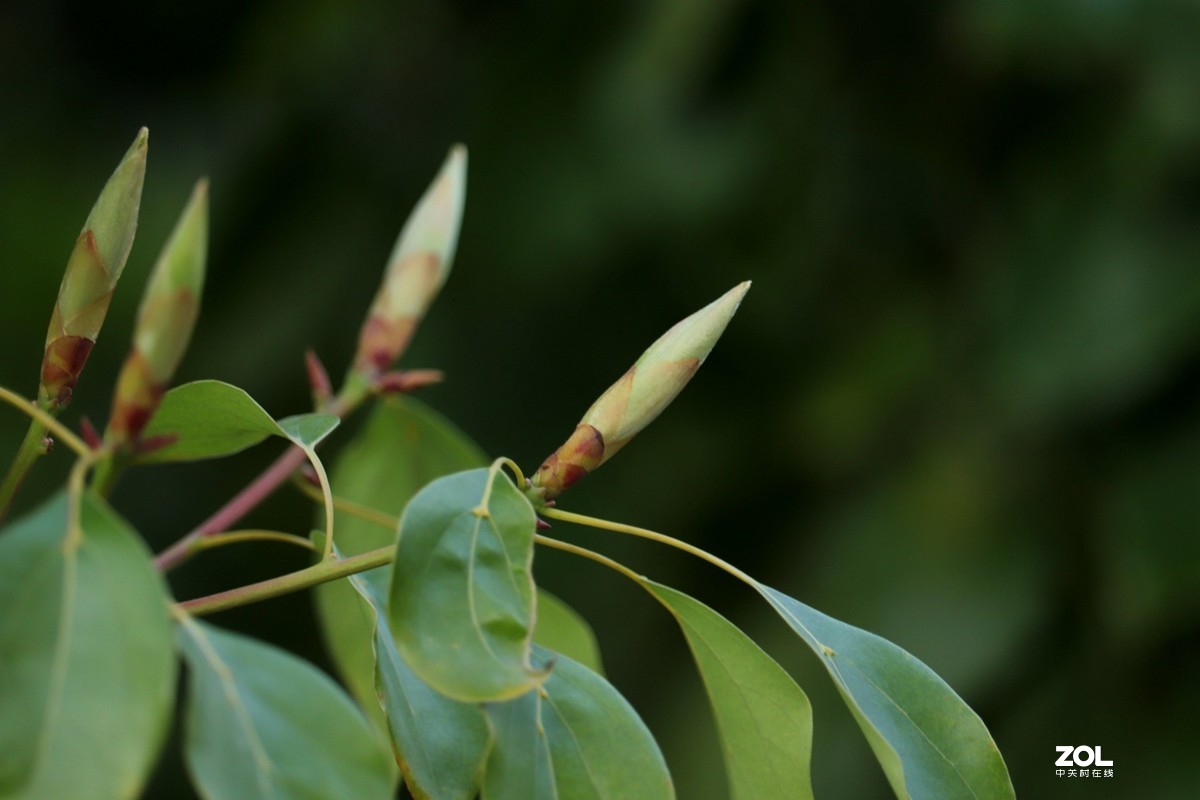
[
  {"x1": 38, "y1": 128, "x2": 148, "y2": 409},
  {"x1": 107, "y1": 180, "x2": 208, "y2": 446},
  {"x1": 531, "y1": 281, "x2": 750, "y2": 499},
  {"x1": 354, "y1": 145, "x2": 467, "y2": 375}
]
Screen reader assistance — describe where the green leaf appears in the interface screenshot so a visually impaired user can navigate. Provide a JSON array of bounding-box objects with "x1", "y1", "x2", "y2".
[
  {"x1": 0, "y1": 492, "x2": 175, "y2": 799},
  {"x1": 137, "y1": 380, "x2": 336, "y2": 463},
  {"x1": 347, "y1": 567, "x2": 491, "y2": 800},
  {"x1": 756, "y1": 584, "x2": 1015, "y2": 800},
  {"x1": 646, "y1": 582, "x2": 813, "y2": 800},
  {"x1": 277, "y1": 413, "x2": 339, "y2": 449},
  {"x1": 533, "y1": 589, "x2": 604, "y2": 675},
  {"x1": 315, "y1": 396, "x2": 485, "y2": 730},
  {"x1": 482, "y1": 647, "x2": 674, "y2": 800},
  {"x1": 388, "y1": 463, "x2": 546, "y2": 702},
  {"x1": 177, "y1": 617, "x2": 395, "y2": 800}
]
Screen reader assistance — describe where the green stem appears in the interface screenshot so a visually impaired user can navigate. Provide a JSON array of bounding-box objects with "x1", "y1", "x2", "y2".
[
  {"x1": 534, "y1": 533, "x2": 646, "y2": 583},
  {"x1": 0, "y1": 384, "x2": 93, "y2": 524},
  {"x1": 0, "y1": 385, "x2": 90, "y2": 457},
  {"x1": 89, "y1": 451, "x2": 128, "y2": 499},
  {"x1": 253, "y1": 486, "x2": 764, "y2": 643},
  {"x1": 192, "y1": 529, "x2": 318, "y2": 554},
  {"x1": 176, "y1": 544, "x2": 396, "y2": 616},
  {"x1": 0, "y1": 420, "x2": 48, "y2": 524},
  {"x1": 539, "y1": 506, "x2": 757, "y2": 585},
  {"x1": 293, "y1": 478, "x2": 399, "y2": 531},
  {"x1": 302, "y1": 444, "x2": 336, "y2": 560},
  {"x1": 154, "y1": 386, "x2": 362, "y2": 573}
]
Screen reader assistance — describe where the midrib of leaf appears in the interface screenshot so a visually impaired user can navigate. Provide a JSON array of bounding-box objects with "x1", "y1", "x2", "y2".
[
  {"x1": 676, "y1": 619, "x2": 790, "y2": 795},
  {"x1": 181, "y1": 619, "x2": 275, "y2": 796},
  {"x1": 27, "y1": 545, "x2": 76, "y2": 793},
  {"x1": 466, "y1": 511, "x2": 501, "y2": 664},
  {"x1": 762, "y1": 589, "x2": 977, "y2": 799},
  {"x1": 541, "y1": 692, "x2": 601, "y2": 800},
  {"x1": 467, "y1": 466, "x2": 533, "y2": 673},
  {"x1": 845, "y1": 660, "x2": 980, "y2": 799},
  {"x1": 756, "y1": 590, "x2": 826, "y2": 669},
  {"x1": 349, "y1": 574, "x2": 446, "y2": 799},
  {"x1": 534, "y1": 692, "x2": 560, "y2": 800}
]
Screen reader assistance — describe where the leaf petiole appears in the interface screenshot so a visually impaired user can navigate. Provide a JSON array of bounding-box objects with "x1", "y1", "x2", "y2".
[
  {"x1": 300, "y1": 444, "x2": 336, "y2": 559},
  {"x1": 538, "y1": 506, "x2": 757, "y2": 586},
  {"x1": 533, "y1": 533, "x2": 644, "y2": 583},
  {"x1": 153, "y1": 387, "x2": 363, "y2": 573},
  {"x1": 191, "y1": 529, "x2": 319, "y2": 554},
  {"x1": 292, "y1": 477, "x2": 400, "y2": 531}
]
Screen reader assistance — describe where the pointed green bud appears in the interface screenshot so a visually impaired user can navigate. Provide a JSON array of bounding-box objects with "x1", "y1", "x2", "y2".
[
  {"x1": 38, "y1": 128, "x2": 149, "y2": 409},
  {"x1": 107, "y1": 180, "x2": 208, "y2": 446},
  {"x1": 353, "y1": 145, "x2": 467, "y2": 375},
  {"x1": 531, "y1": 281, "x2": 751, "y2": 500}
]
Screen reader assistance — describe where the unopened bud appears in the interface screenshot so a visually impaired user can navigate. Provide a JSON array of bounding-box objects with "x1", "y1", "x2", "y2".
[
  {"x1": 80, "y1": 417, "x2": 103, "y2": 450},
  {"x1": 305, "y1": 349, "x2": 333, "y2": 407},
  {"x1": 531, "y1": 281, "x2": 750, "y2": 500},
  {"x1": 38, "y1": 128, "x2": 148, "y2": 409},
  {"x1": 374, "y1": 368, "x2": 445, "y2": 394},
  {"x1": 354, "y1": 145, "x2": 466, "y2": 375},
  {"x1": 107, "y1": 180, "x2": 208, "y2": 446}
]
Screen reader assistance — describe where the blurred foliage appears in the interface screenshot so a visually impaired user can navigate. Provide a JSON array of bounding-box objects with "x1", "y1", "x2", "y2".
[{"x1": 2, "y1": 1, "x2": 1198, "y2": 797}]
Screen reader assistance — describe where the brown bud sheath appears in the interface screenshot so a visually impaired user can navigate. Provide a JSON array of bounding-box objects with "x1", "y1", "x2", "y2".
[
  {"x1": 353, "y1": 146, "x2": 466, "y2": 376},
  {"x1": 531, "y1": 281, "x2": 751, "y2": 500},
  {"x1": 106, "y1": 180, "x2": 208, "y2": 447},
  {"x1": 38, "y1": 128, "x2": 148, "y2": 409}
]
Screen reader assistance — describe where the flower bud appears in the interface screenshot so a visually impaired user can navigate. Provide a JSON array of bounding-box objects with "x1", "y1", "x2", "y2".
[
  {"x1": 106, "y1": 180, "x2": 208, "y2": 446},
  {"x1": 353, "y1": 145, "x2": 467, "y2": 375},
  {"x1": 531, "y1": 281, "x2": 750, "y2": 499},
  {"x1": 38, "y1": 128, "x2": 148, "y2": 409}
]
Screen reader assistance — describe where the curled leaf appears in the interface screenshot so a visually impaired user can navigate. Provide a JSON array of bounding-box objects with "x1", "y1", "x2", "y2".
[{"x1": 387, "y1": 463, "x2": 547, "y2": 702}]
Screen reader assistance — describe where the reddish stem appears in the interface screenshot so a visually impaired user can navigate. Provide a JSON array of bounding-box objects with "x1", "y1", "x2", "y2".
[{"x1": 154, "y1": 445, "x2": 309, "y2": 571}]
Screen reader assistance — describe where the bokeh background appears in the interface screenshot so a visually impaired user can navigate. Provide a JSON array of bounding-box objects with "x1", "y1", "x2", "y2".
[{"x1": 2, "y1": 1, "x2": 1199, "y2": 797}]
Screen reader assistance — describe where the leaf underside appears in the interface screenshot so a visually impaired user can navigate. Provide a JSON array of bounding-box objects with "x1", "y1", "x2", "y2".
[
  {"x1": 346, "y1": 566, "x2": 491, "y2": 800},
  {"x1": 178, "y1": 617, "x2": 395, "y2": 800},
  {"x1": 315, "y1": 396, "x2": 486, "y2": 728},
  {"x1": 482, "y1": 647, "x2": 675, "y2": 800},
  {"x1": 388, "y1": 464, "x2": 545, "y2": 703},
  {"x1": 646, "y1": 581, "x2": 814, "y2": 800},
  {"x1": 757, "y1": 584, "x2": 1015, "y2": 800},
  {"x1": 0, "y1": 492, "x2": 175, "y2": 800}
]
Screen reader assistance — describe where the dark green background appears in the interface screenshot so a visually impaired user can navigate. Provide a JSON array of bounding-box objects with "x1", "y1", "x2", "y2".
[{"x1": 2, "y1": 2, "x2": 1198, "y2": 798}]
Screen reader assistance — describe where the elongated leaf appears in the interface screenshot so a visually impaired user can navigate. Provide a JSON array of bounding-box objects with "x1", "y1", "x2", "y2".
[
  {"x1": 347, "y1": 567, "x2": 491, "y2": 800},
  {"x1": 0, "y1": 492, "x2": 175, "y2": 799},
  {"x1": 533, "y1": 589, "x2": 604, "y2": 675},
  {"x1": 389, "y1": 463, "x2": 546, "y2": 702},
  {"x1": 646, "y1": 582, "x2": 813, "y2": 800},
  {"x1": 756, "y1": 584, "x2": 1015, "y2": 800},
  {"x1": 177, "y1": 617, "x2": 394, "y2": 800},
  {"x1": 136, "y1": 380, "x2": 337, "y2": 462},
  {"x1": 315, "y1": 396, "x2": 485, "y2": 728},
  {"x1": 482, "y1": 647, "x2": 674, "y2": 800}
]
